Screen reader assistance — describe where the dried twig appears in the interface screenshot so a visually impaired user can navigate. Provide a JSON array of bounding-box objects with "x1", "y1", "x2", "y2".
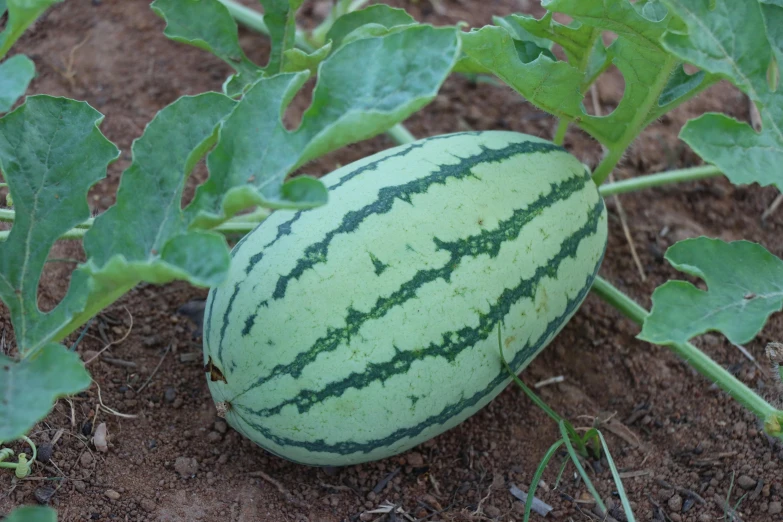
[
  {"x1": 246, "y1": 470, "x2": 309, "y2": 509},
  {"x1": 137, "y1": 344, "x2": 172, "y2": 393},
  {"x1": 84, "y1": 307, "x2": 133, "y2": 365},
  {"x1": 762, "y1": 193, "x2": 783, "y2": 221}
]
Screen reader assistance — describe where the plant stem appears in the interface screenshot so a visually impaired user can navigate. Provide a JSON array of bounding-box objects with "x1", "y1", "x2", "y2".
[
  {"x1": 598, "y1": 165, "x2": 723, "y2": 197},
  {"x1": 552, "y1": 119, "x2": 569, "y2": 146},
  {"x1": 217, "y1": 0, "x2": 313, "y2": 52},
  {"x1": 591, "y1": 55, "x2": 679, "y2": 186},
  {"x1": 386, "y1": 124, "x2": 417, "y2": 145},
  {"x1": 591, "y1": 276, "x2": 781, "y2": 425},
  {"x1": 217, "y1": 0, "x2": 415, "y2": 147}
]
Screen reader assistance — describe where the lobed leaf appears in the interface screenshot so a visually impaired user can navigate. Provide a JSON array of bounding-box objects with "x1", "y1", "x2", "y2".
[
  {"x1": 0, "y1": 96, "x2": 119, "y2": 355},
  {"x1": 81, "y1": 93, "x2": 236, "y2": 287},
  {"x1": 151, "y1": 0, "x2": 262, "y2": 95},
  {"x1": 186, "y1": 24, "x2": 460, "y2": 229},
  {"x1": 640, "y1": 238, "x2": 783, "y2": 346},
  {"x1": 325, "y1": 4, "x2": 415, "y2": 51},
  {"x1": 0, "y1": 54, "x2": 35, "y2": 113},
  {"x1": 0, "y1": 0, "x2": 62, "y2": 59},
  {"x1": 0, "y1": 344, "x2": 91, "y2": 441},
  {"x1": 462, "y1": 0, "x2": 717, "y2": 148},
  {"x1": 663, "y1": 0, "x2": 783, "y2": 190}
]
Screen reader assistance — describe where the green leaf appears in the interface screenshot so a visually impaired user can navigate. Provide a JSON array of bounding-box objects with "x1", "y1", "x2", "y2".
[
  {"x1": 0, "y1": 0, "x2": 62, "y2": 59},
  {"x1": 186, "y1": 24, "x2": 460, "y2": 229},
  {"x1": 0, "y1": 54, "x2": 35, "y2": 112},
  {"x1": 282, "y1": 41, "x2": 332, "y2": 74},
  {"x1": 83, "y1": 93, "x2": 235, "y2": 285},
  {"x1": 260, "y1": 0, "x2": 302, "y2": 75},
  {"x1": 0, "y1": 96, "x2": 119, "y2": 355},
  {"x1": 0, "y1": 0, "x2": 7, "y2": 15},
  {"x1": 0, "y1": 344, "x2": 91, "y2": 441},
  {"x1": 640, "y1": 238, "x2": 783, "y2": 346},
  {"x1": 326, "y1": 4, "x2": 415, "y2": 51},
  {"x1": 663, "y1": 0, "x2": 783, "y2": 190},
  {"x1": 4, "y1": 506, "x2": 57, "y2": 522},
  {"x1": 463, "y1": 0, "x2": 716, "y2": 148},
  {"x1": 151, "y1": 0, "x2": 262, "y2": 96}
]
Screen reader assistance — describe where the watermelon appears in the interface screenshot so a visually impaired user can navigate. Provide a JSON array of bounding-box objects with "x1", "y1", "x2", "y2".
[{"x1": 203, "y1": 131, "x2": 607, "y2": 466}]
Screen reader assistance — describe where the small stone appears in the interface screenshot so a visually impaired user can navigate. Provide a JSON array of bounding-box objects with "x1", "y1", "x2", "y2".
[
  {"x1": 172, "y1": 397, "x2": 184, "y2": 409},
  {"x1": 174, "y1": 456, "x2": 198, "y2": 478},
  {"x1": 34, "y1": 486, "x2": 56, "y2": 504},
  {"x1": 669, "y1": 514, "x2": 682, "y2": 522},
  {"x1": 737, "y1": 475, "x2": 757, "y2": 490},
  {"x1": 148, "y1": 439, "x2": 158, "y2": 449},
  {"x1": 141, "y1": 499, "x2": 156, "y2": 512},
  {"x1": 214, "y1": 420, "x2": 228, "y2": 434},
  {"x1": 37, "y1": 443, "x2": 53, "y2": 463},
  {"x1": 80, "y1": 452, "x2": 94, "y2": 468},
  {"x1": 164, "y1": 387, "x2": 177, "y2": 403},
  {"x1": 698, "y1": 514, "x2": 711, "y2": 522},
  {"x1": 769, "y1": 501, "x2": 782, "y2": 515},
  {"x1": 406, "y1": 452, "x2": 424, "y2": 467},
  {"x1": 143, "y1": 335, "x2": 162, "y2": 347},
  {"x1": 207, "y1": 431, "x2": 222, "y2": 443},
  {"x1": 105, "y1": 489, "x2": 121, "y2": 500},
  {"x1": 484, "y1": 505, "x2": 501, "y2": 518},
  {"x1": 73, "y1": 480, "x2": 86, "y2": 493},
  {"x1": 667, "y1": 494, "x2": 683, "y2": 512}
]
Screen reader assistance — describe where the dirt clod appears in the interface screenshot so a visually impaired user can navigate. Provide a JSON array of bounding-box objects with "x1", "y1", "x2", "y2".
[
  {"x1": 164, "y1": 386, "x2": 177, "y2": 403},
  {"x1": 104, "y1": 489, "x2": 120, "y2": 500},
  {"x1": 769, "y1": 501, "x2": 782, "y2": 515},
  {"x1": 34, "y1": 486, "x2": 55, "y2": 505},
  {"x1": 668, "y1": 494, "x2": 683, "y2": 512},
  {"x1": 36, "y1": 444, "x2": 53, "y2": 463},
  {"x1": 174, "y1": 456, "x2": 198, "y2": 478},
  {"x1": 140, "y1": 498, "x2": 156, "y2": 512},
  {"x1": 80, "y1": 452, "x2": 94, "y2": 468},
  {"x1": 737, "y1": 475, "x2": 757, "y2": 490},
  {"x1": 73, "y1": 481, "x2": 86, "y2": 494},
  {"x1": 405, "y1": 452, "x2": 424, "y2": 467}
]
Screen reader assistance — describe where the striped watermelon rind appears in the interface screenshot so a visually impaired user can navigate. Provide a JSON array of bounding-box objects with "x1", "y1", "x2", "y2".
[{"x1": 203, "y1": 131, "x2": 608, "y2": 466}]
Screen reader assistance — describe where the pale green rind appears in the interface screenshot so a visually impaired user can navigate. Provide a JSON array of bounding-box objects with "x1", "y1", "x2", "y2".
[
  {"x1": 0, "y1": 54, "x2": 35, "y2": 112},
  {"x1": 640, "y1": 238, "x2": 783, "y2": 346},
  {"x1": 204, "y1": 131, "x2": 607, "y2": 466},
  {"x1": 0, "y1": 344, "x2": 91, "y2": 441}
]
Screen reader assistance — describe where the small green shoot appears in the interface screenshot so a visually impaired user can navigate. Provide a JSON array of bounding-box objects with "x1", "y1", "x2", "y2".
[
  {"x1": 498, "y1": 325, "x2": 635, "y2": 521},
  {"x1": 0, "y1": 435, "x2": 37, "y2": 478}
]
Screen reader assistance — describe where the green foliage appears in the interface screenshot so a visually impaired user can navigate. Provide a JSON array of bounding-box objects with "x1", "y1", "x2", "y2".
[
  {"x1": 326, "y1": 4, "x2": 415, "y2": 50},
  {"x1": 641, "y1": 238, "x2": 783, "y2": 346},
  {"x1": 461, "y1": 0, "x2": 716, "y2": 156},
  {"x1": 3, "y1": 506, "x2": 57, "y2": 522},
  {"x1": 0, "y1": 54, "x2": 34, "y2": 112},
  {"x1": 0, "y1": 345, "x2": 91, "y2": 440},
  {"x1": 0, "y1": 0, "x2": 62, "y2": 58},
  {"x1": 662, "y1": 0, "x2": 783, "y2": 189}
]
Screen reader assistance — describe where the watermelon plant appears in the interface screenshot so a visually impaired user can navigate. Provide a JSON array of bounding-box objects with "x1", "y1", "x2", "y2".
[{"x1": 0, "y1": 0, "x2": 782, "y2": 519}]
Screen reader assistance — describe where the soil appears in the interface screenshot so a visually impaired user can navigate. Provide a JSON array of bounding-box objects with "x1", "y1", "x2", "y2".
[{"x1": 2, "y1": 1, "x2": 783, "y2": 521}]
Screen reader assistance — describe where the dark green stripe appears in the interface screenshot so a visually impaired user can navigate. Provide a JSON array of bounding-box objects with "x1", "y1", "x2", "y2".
[
  {"x1": 243, "y1": 210, "x2": 304, "y2": 274},
  {"x1": 270, "y1": 139, "x2": 565, "y2": 301},
  {"x1": 216, "y1": 283, "x2": 242, "y2": 364},
  {"x1": 234, "y1": 171, "x2": 589, "y2": 396},
  {"x1": 232, "y1": 200, "x2": 605, "y2": 457}
]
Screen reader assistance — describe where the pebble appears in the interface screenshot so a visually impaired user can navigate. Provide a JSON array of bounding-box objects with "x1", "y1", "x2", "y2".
[
  {"x1": 667, "y1": 494, "x2": 683, "y2": 512},
  {"x1": 73, "y1": 481, "x2": 87, "y2": 493},
  {"x1": 35, "y1": 486, "x2": 56, "y2": 504},
  {"x1": 207, "y1": 431, "x2": 222, "y2": 443},
  {"x1": 770, "y1": 501, "x2": 782, "y2": 515},
  {"x1": 737, "y1": 475, "x2": 757, "y2": 490},
  {"x1": 406, "y1": 452, "x2": 424, "y2": 467},
  {"x1": 164, "y1": 387, "x2": 177, "y2": 403},
  {"x1": 214, "y1": 420, "x2": 228, "y2": 434},
  {"x1": 104, "y1": 489, "x2": 121, "y2": 500},
  {"x1": 140, "y1": 499, "x2": 157, "y2": 512},
  {"x1": 484, "y1": 505, "x2": 500, "y2": 518},
  {"x1": 80, "y1": 452, "x2": 94, "y2": 468},
  {"x1": 173, "y1": 397, "x2": 184, "y2": 409},
  {"x1": 37, "y1": 443, "x2": 53, "y2": 463},
  {"x1": 174, "y1": 456, "x2": 198, "y2": 478},
  {"x1": 698, "y1": 514, "x2": 711, "y2": 522}
]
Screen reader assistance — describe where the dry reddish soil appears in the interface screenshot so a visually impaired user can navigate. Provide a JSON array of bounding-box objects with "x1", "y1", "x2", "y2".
[{"x1": 2, "y1": 1, "x2": 783, "y2": 521}]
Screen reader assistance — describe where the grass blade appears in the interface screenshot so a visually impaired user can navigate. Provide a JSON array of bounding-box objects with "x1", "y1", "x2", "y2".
[{"x1": 597, "y1": 430, "x2": 636, "y2": 522}]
